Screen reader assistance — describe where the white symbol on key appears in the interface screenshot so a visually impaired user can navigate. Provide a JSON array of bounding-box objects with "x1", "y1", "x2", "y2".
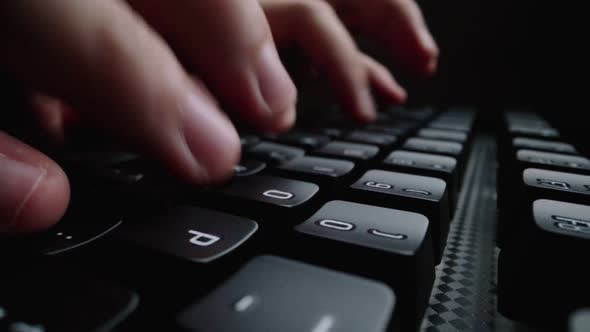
[
  {"x1": 317, "y1": 219, "x2": 355, "y2": 231},
  {"x1": 311, "y1": 315, "x2": 335, "y2": 332},
  {"x1": 10, "y1": 322, "x2": 45, "y2": 332},
  {"x1": 188, "y1": 230, "x2": 220, "y2": 247},
  {"x1": 233, "y1": 294, "x2": 257, "y2": 312},
  {"x1": 368, "y1": 229, "x2": 407, "y2": 240},
  {"x1": 343, "y1": 149, "x2": 364, "y2": 157},
  {"x1": 263, "y1": 189, "x2": 294, "y2": 200},
  {"x1": 312, "y1": 166, "x2": 335, "y2": 174},
  {"x1": 364, "y1": 181, "x2": 392, "y2": 189}
]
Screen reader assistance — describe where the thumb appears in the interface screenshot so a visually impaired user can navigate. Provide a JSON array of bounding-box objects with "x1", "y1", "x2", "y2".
[{"x1": 0, "y1": 131, "x2": 70, "y2": 234}]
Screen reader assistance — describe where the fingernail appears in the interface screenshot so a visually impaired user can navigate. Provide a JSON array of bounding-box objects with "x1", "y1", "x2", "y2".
[
  {"x1": 181, "y1": 92, "x2": 241, "y2": 183},
  {"x1": 255, "y1": 42, "x2": 297, "y2": 115},
  {"x1": 0, "y1": 154, "x2": 47, "y2": 232}
]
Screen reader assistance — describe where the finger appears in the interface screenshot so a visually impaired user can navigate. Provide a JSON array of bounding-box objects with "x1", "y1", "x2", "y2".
[
  {"x1": 363, "y1": 55, "x2": 407, "y2": 104},
  {"x1": 0, "y1": 1, "x2": 240, "y2": 184},
  {"x1": 0, "y1": 131, "x2": 70, "y2": 234},
  {"x1": 331, "y1": 0, "x2": 439, "y2": 76},
  {"x1": 262, "y1": 0, "x2": 377, "y2": 122},
  {"x1": 129, "y1": 0, "x2": 298, "y2": 132},
  {"x1": 30, "y1": 93, "x2": 73, "y2": 146}
]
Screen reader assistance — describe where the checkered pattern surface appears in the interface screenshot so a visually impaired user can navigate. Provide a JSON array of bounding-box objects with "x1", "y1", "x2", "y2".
[{"x1": 419, "y1": 136, "x2": 512, "y2": 331}]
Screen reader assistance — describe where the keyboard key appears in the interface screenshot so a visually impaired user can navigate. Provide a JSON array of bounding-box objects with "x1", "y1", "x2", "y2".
[
  {"x1": 248, "y1": 142, "x2": 305, "y2": 165},
  {"x1": 499, "y1": 149, "x2": 590, "y2": 213},
  {"x1": 295, "y1": 200, "x2": 431, "y2": 258},
  {"x1": 349, "y1": 170, "x2": 449, "y2": 263},
  {"x1": 234, "y1": 159, "x2": 266, "y2": 177},
  {"x1": 221, "y1": 175, "x2": 319, "y2": 208},
  {"x1": 309, "y1": 127, "x2": 345, "y2": 138},
  {"x1": 523, "y1": 168, "x2": 590, "y2": 197},
  {"x1": 345, "y1": 130, "x2": 397, "y2": 147},
  {"x1": 215, "y1": 175, "x2": 320, "y2": 224},
  {"x1": 275, "y1": 132, "x2": 331, "y2": 149},
  {"x1": 276, "y1": 156, "x2": 355, "y2": 185},
  {"x1": 403, "y1": 137, "x2": 463, "y2": 157},
  {"x1": 498, "y1": 168, "x2": 590, "y2": 248},
  {"x1": 315, "y1": 141, "x2": 380, "y2": 161},
  {"x1": 532, "y1": 199, "x2": 590, "y2": 240},
  {"x1": 498, "y1": 200, "x2": 590, "y2": 328},
  {"x1": 177, "y1": 255, "x2": 395, "y2": 332},
  {"x1": 516, "y1": 149, "x2": 590, "y2": 171},
  {"x1": 513, "y1": 137, "x2": 577, "y2": 154},
  {"x1": 382, "y1": 150, "x2": 459, "y2": 214},
  {"x1": 293, "y1": 201, "x2": 434, "y2": 330},
  {"x1": 364, "y1": 124, "x2": 411, "y2": 137},
  {"x1": 119, "y1": 207, "x2": 258, "y2": 263},
  {"x1": 509, "y1": 125, "x2": 560, "y2": 138},
  {"x1": 417, "y1": 128, "x2": 468, "y2": 143},
  {"x1": 428, "y1": 120, "x2": 471, "y2": 132}
]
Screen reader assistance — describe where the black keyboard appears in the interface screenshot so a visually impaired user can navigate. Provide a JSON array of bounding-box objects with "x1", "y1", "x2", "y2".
[{"x1": 2, "y1": 107, "x2": 589, "y2": 332}]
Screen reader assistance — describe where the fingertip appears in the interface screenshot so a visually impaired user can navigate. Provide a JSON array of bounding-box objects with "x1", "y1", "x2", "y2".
[
  {"x1": 0, "y1": 135, "x2": 70, "y2": 234},
  {"x1": 180, "y1": 91, "x2": 242, "y2": 185},
  {"x1": 13, "y1": 165, "x2": 70, "y2": 233},
  {"x1": 413, "y1": 29, "x2": 440, "y2": 77},
  {"x1": 352, "y1": 88, "x2": 378, "y2": 123}
]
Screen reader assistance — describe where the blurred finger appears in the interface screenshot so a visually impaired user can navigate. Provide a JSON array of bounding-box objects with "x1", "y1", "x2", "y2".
[
  {"x1": 0, "y1": 131, "x2": 70, "y2": 233},
  {"x1": 0, "y1": 1, "x2": 240, "y2": 184}
]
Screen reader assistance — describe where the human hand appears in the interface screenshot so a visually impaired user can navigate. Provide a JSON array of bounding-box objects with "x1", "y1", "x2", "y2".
[
  {"x1": 259, "y1": 0, "x2": 438, "y2": 121},
  {"x1": 0, "y1": 0, "x2": 436, "y2": 234}
]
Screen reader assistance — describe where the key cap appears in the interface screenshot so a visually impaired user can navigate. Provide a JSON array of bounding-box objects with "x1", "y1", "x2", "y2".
[
  {"x1": 118, "y1": 206, "x2": 258, "y2": 263},
  {"x1": 293, "y1": 201, "x2": 434, "y2": 330},
  {"x1": 513, "y1": 137, "x2": 577, "y2": 154},
  {"x1": 497, "y1": 200, "x2": 590, "y2": 329},
  {"x1": 314, "y1": 141, "x2": 380, "y2": 161},
  {"x1": 275, "y1": 132, "x2": 331, "y2": 150},
  {"x1": 308, "y1": 127, "x2": 345, "y2": 138},
  {"x1": 403, "y1": 137, "x2": 463, "y2": 157},
  {"x1": 382, "y1": 150, "x2": 459, "y2": 215},
  {"x1": 428, "y1": 120, "x2": 471, "y2": 132},
  {"x1": 499, "y1": 150, "x2": 590, "y2": 215},
  {"x1": 215, "y1": 175, "x2": 320, "y2": 224},
  {"x1": 177, "y1": 255, "x2": 395, "y2": 332},
  {"x1": 234, "y1": 159, "x2": 266, "y2": 177},
  {"x1": 345, "y1": 130, "x2": 397, "y2": 147},
  {"x1": 387, "y1": 106, "x2": 435, "y2": 122},
  {"x1": 348, "y1": 170, "x2": 449, "y2": 263},
  {"x1": 0, "y1": 266, "x2": 138, "y2": 332},
  {"x1": 240, "y1": 135, "x2": 260, "y2": 150},
  {"x1": 498, "y1": 137, "x2": 577, "y2": 173},
  {"x1": 417, "y1": 128, "x2": 468, "y2": 143},
  {"x1": 364, "y1": 124, "x2": 411, "y2": 138},
  {"x1": 509, "y1": 124, "x2": 559, "y2": 138},
  {"x1": 247, "y1": 142, "x2": 305, "y2": 165},
  {"x1": 498, "y1": 168, "x2": 590, "y2": 248},
  {"x1": 516, "y1": 150, "x2": 590, "y2": 172},
  {"x1": 404, "y1": 137, "x2": 467, "y2": 176},
  {"x1": 275, "y1": 156, "x2": 355, "y2": 186}
]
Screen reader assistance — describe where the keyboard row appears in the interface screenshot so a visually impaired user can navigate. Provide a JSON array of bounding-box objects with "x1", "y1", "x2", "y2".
[
  {"x1": 1, "y1": 107, "x2": 477, "y2": 332},
  {"x1": 496, "y1": 110, "x2": 590, "y2": 330}
]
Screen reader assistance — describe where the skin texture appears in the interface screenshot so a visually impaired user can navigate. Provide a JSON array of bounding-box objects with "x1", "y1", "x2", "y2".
[{"x1": 0, "y1": 0, "x2": 437, "y2": 233}]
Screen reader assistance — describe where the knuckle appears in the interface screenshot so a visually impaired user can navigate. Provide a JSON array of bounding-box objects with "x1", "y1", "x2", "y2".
[{"x1": 293, "y1": 0, "x2": 337, "y2": 20}]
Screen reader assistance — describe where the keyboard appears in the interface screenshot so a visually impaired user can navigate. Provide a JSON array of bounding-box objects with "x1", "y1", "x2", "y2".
[{"x1": 1, "y1": 107, "x2": 589, "y2": 332}]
